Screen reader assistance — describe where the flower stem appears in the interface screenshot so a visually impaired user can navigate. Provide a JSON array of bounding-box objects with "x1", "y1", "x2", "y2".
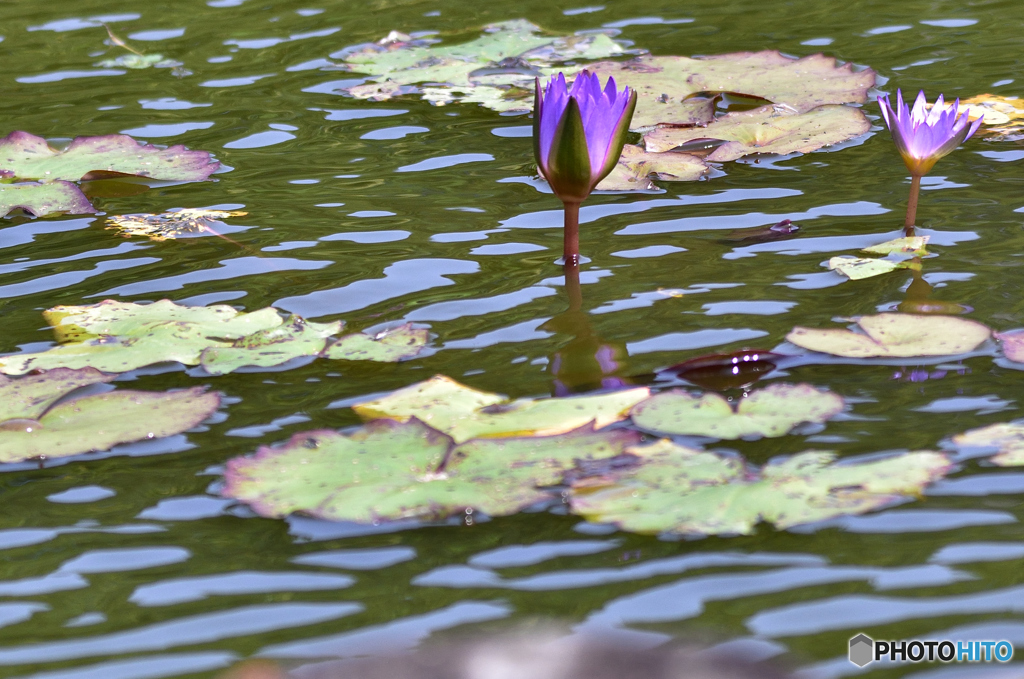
[
  {"x1": 564, "y1": 258, "x2": 582, "y2": 312},
  {"x1": 562, "y1": 201, "x2": 580, "y2": 266},
  {"x1": 905, "y1": 174, "x2": 921, "y2": 236}
]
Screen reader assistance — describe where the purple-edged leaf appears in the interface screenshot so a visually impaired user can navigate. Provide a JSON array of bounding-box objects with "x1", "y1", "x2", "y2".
[
  {"x1": 0, "y1": 181, "x2": 95, "y2": 218},
  {"x1": 569, "y1": 440, "x2": 954, "y2": 536},
  {"x1": 0, "y1": 131, "x2": 219, "y2": 182},
  {"x1": 995, "y1": 329, "x2": 1024, "y2": 363},
  {"x1": 223, "y1": 418, "x2": 642, "y2": 522},
  {"x1": 0, "y1": 368, "x2": 114, "y2": 421},
  {"x1": 0, "y1": 387, "x2": 220, "y2": 463}
]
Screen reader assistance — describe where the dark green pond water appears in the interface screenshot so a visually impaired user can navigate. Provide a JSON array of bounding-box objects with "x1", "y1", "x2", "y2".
[{"x1": 3, "y1": 0, "x2": 1024, "y2": 677}]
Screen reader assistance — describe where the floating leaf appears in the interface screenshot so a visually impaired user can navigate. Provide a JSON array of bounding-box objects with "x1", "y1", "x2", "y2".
[
  {"x1": 594, "y1": 145, "x2": 709, "y2": 191},
  {"x1": 630, "y1": 383, "x2": 844, "y2": 439},
  {"x1": 569, "y1": 440, "x2": 953, "y2": 535},
  {"x1": 953, "y1": 423, "x2": 1024, "y2": 466},
  {"x1": 786, "y1": 313, "x2": 990, "y2": 358},
  {"x1": 106, "y1": 208, "x2": 248, "y2": 241},
  {"x1": 0, "y1": 384, "x2": 220, "y2": 463},
  {"x1": 200, "y1": 317, "x2": 343, "y2": 376},
  {"x1": 0, "y1": 181, "x2": 95, "y2": 218},
  {"x1": 324, "y1": 323, "x2": 429, "y2": 362},
  {"x1": 995, "y1": 329, "x2": 1024, "y2": 363},
  {"x1": 956, "y1": 94, "x2": 1024, "y2": 140},
  {"x1": 352, "y1": 374, "x2": 650, "y2": 443},
  {"x1": 0, "y1": 131, "x2": 219, "y2": 182},
  {"x1": 828, "y1": 256, "x2": 901, "y2": 280},
  {"x1": 0, "y1": 368, "x2": 113, "y2": 421},
  {"x1": 643, "y1": 104, "x2": 871, "y2": 161},
  {"x1": 723, "y1": 219, "x2": 799, "y2": 243},
  {"x1": 223, "y1": 418, "x2": 641, "y2": 521},
  {"x1": 662, "y1": 349, "x2": 782, "y2": 391},
  {"x1": 861, "y1": 236, "x2": 929, "y2": 256},
  {"x1": 95, "y1": 54, "x2": 181, "y2": 69},
  {"x1": 340, "y1": 20, "x2": 628, "y2": 111},
  {"x1": 587, "y1": 51, "x2": 875, "y2": 130}
]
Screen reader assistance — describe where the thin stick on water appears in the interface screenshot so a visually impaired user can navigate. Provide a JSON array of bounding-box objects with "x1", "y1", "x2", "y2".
[
  {"x1": 103, "y1": 25, "x2": 145, "y2": 56},
  {"x1": 905, "y1": 174, "x2": 921, "y2": 236},
  {"x1": 562, "y1": 201, "x2": 580, "y2": 267}
]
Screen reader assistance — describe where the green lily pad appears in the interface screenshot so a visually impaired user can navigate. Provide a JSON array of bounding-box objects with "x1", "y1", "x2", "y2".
[
  {"x1": 643, "y1": 104, "x2": 871, "y2": 161},
  {"x1": 0, "y1": 181, "x2": 95, "y2": 218},
  {"x1": 861, "y1": 236, "x2": 929, "y2": 257},
  {"x1": 0, "y1": 385, "x2": 220, "y2": 463},
  {"x1": 828, "y1": 256, "x2": 902, "y2": 281},
  {"x1": 594, "y1": 145, "x2": 710, "y2": 191},
  {"x1": 995, "y1": 330, "x2": 1024, "y2": 363},
  {"x1": 200, "y1": 316, "x2": 343, "y2": 376},
  {"x1": 222, "y1": 418, "x2": 641, "y2": 521},
  {"x1": 629, "y1": 383, "x2": 844, "y2": 439},
  {"x1": 952, "y1": 423, "x2": 1024, "y2": 466},
  {"x1": 786, "y1": 313, "x2": 991, "y2": 358},
  {"x1": 0, "y1": 131, "x2": 219, "y2": 182},
  {"x1": 588, "y1": 51, "x2": 875, "y2": 130},
  {"x1": 340, "y1": 20, "x2": 628, "y2": 111},
  {"x1": 352, "y1": 375, "x2": 650, "y2": 443},
  {"x1": 569, "y1": 439, "x2": 952, "y2": 535},
  {"x1": 0, "y1": 368, "x2": 113, "y2": 421},
  {"x1": 324, "y1": 323, "x2": 429, "y2": 362}
]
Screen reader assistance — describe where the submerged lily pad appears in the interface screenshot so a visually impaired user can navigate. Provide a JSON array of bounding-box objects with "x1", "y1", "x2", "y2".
[
  {"x1": 587, "y1": 51, "x2": 875, "y2": 130},
  {"x1": 828, "y1": 256, "x2": 902, "y2": 281},
  {"x1": 569, "y1": 440, "x2": 953, "y2": 535},
  {"x1": 200, "y1": 316, "x2": 343, "y2": 376},
  {"x1": 787, "y1": 313, "x2": 991, "y2": 358},
  {"x1": 0, "y1": 131, "x2": 219, "y2": 182},
  {"x1": 106, "y1": 208, "x2": 248, "y2": 241},
  {"x1": 0, "y1": 380, "x2": 220, "y2": 464},
  {"x1": 351, "y1": 374, "x2": 650, "y2": 443},
  {"x1": 995, "y1": 329, "x2": 1024, "y2": 363},
  {"x1": 95, "y1": 54, "x2": 180, "y2": 69},
  {"x1": 630, "y1": 383, "x2": 844, "y2": 439},
  {"x1": 341, "y1": 20, "x2": 628, "y2": 111},
  {"x1": 643, "y1": 104, "x2": 871, "y2": 161},
  {"x1": 0, "y1": 181, "x2": 95, "y2": 218},
  {"x1": 223, "y1": 418, "x2": 641, "y2": 521},
  {"x1": 324, "y1": 324, "x2": 429, "y2": 362},
  {"x1": 953, "y1": 423, "x2": 1024, "y2": 466},
  {"x1": 594, "y1": 145, "x2": 710, "y2": 190}
]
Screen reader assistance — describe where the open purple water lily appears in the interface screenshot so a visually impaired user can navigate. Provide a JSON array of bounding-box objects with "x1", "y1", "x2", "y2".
[
  {"x1": 878, "y1": 89, "x2": 984, "y2": 176},
  {"x1": 534, "y1": 70, "x2": 637, "y2": 265}
]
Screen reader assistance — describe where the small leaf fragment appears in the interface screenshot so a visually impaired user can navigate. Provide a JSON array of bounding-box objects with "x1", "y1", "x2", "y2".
[
  {"x1": 630, "y1": 383, "x2": 844, "y2": 439},
  {"x1": 107, "y1": 208, "x2": 248, "y2": 241},
  {"x1": 953, "y1": 423, "x2": 1024, "y2": 466},
  {"x1": 787, "y1": 313, "x2": 991, "y2": 358},
  {"x1": 995, "y1": 329, "x2": 1024, "y2": 363},
  {"x1": 861, "y1": 236, "x2": 929, "y2": 256},
  {"x1": 324, "y1": 323, "x2": 429, "y2": 362},
  {"x1": 828, "y1": 256, "x2": 900, "y2": 280}
]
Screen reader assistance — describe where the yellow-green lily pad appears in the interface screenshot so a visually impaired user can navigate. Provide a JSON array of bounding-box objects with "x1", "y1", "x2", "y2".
[
  {"x1": 351, "y1": 375, "x2": 650, "y2": 443},
  {"x1": 594, "y1": 145, "x2": 710, "y2": 191},
  {"x1": 787, "y1": 313, "x2": 991, "y2": 358},
  {"x1": 324, "y1": 324, "x2": 429, "y2": 362},
  {"x1": 952, "y1": 423, "x2": 1024, "y2": 466},
  {"x1": 861, "y1": 236, "x2": 929, "y2": 257},
  {"x1": 569, "y1": 440, "x2": 953, "y2": 535},
  {"x1": 0, "y1": 368, "x2": 113, "y2": 421},
  {"x1": 200, "y1": 316, "x2": 343, "y2": 376},
  {"x1": 0, "y1": 181, "x2": 96, "y2": 218},
  {"x1": 629, "y1": 383, "x2": 844, "y2": 439}
]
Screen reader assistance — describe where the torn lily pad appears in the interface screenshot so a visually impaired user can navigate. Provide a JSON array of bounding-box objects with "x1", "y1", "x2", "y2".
[
  {"x1": 861, "y1": 236, "x2": 929, "y2": 256},
  {"x1": 828, "y1": 256, "x2": 903, "y2": 281},
  {"x1": 952, "y1": 423, "x2": 1024, "y2": 466},
  {"x1": 352, "y1": 374, "x2": 650, "y2": 443},
  {"x1": 787, "y1": 313, "x2": 990, "y2": 358},
  {"x1": 643, "y1": 104, "x2": 871, "y2": 161},
  {"x1": 324, "y1": 323, "x2": 429, "y2": 362},
  {"x1": 106, "y1": 208, "x2": 247, "y2": 241},
  {"x1": 0, "y1": 181, "x2": 96, "y2": 218},
  {"x1": 630, "y1": 383, "x2": 844, "y2": 439},
  {"x1": 0, "y1": 377, "x2": 220, "y2": 464},
  {"x1": 200, "y1": 317, "x2": 343, "y2": 376},
  {"x1": 594, "y1": 145, "x2": 709, "y2": 190},
  {"x1": 587, "y1": 51, "x2": 875, "y2": 130},
  {"x1": 0, "y1": 131, "x2": 219, "y2": 182},
  {"x1": 341, "y1": 20, "x2": 629, "y2": 111},
  {"x1": 223, "y1": 418, "x2": 640, "y2": 521},
  {"x1": 569, "y1": 440, "x2": 953, "y2": 535}
]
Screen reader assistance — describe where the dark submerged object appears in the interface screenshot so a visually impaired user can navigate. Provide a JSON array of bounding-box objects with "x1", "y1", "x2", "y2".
[{"x1": 663, "y1": 349, "x2": 782, "y2": 391}]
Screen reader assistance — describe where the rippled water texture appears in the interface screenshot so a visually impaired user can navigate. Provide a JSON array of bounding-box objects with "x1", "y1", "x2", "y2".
[{"x1": 2, "y1": 0, "x2": 1024, "y2": 677}]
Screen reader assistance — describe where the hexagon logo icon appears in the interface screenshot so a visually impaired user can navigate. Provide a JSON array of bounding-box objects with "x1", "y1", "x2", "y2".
[{"x1": 849, "y1": 634, "x2": 874, "y2": 667}]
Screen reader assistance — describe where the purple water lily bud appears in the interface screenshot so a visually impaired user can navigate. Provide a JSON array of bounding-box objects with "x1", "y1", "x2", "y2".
[
  {"x1": 878, "y1": 89, "x2": 984, "y2": 176},
  {"x1": 534, "y1": 70, "x2": 637, "y2": 204}
]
